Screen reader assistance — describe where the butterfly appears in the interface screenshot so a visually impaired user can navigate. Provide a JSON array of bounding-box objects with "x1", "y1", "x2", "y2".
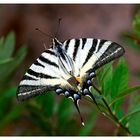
[{"x1": 16, "y1": 37, "x2": 125, "y2": 126}]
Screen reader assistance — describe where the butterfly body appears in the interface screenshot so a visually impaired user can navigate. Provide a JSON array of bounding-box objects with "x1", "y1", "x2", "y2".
[{"x1": 17, "y1": 37, "x2": 125, "y2": 125}]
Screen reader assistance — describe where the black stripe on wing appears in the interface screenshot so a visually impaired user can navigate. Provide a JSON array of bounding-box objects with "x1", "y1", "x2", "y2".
[
  {"x1": 73, "y1": 39, "x2": 80, "y2": 61},
  {"x1": 64, "y1": 39, "x2": 71, "y2": 52},
  {"x1": 82, "y1": 38, "x2": 87, "y2": 49},
  {"x1": 21, "y1": 75, "x2": 38, "y2": 81},
  {"x1": 34, "y1": 60, "x2": 45, "y2": 68},
  {"x1": 45, "y1": 49, "x2": 57, "y2": 56},
  {"x1": 82, "y1": 39, "x2": 97, "y2": 66},
  {"x1": 97, "y1": 39, "x2": 107, "y2": 51},
  {"x1": 93, "y1": 42, "x2": 125, "y2": 70},
  {"x1": 27, "y1": 69, "x2": 56, "y2": 79},
  {"x1": 39, "y1": 55, "x2": 59, "y2": 68},
  {"x1": 17, "y1": 85, "x2": 59, "y2": 102}
]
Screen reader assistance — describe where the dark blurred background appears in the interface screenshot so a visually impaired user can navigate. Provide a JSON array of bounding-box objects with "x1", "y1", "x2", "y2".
[
  {"x1": 0, "y1": 4, "x2": 140, "y2": 136},
  {"x1": 0, "y1": 4, "x2": 138, "y2": 84}
]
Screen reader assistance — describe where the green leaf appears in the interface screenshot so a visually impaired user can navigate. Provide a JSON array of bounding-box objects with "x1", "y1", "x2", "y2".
[
  {"x1": 57, "y1": 119, "x2": 79, "y2": 135},
  {"x1": 110, "y1": 58, "x2": 128, "y2": 118},
  {"x1": 0, "y1": 37, "x2": 4, "y2": 51},
  {"x1": 102, "y1": 64, "x2": 113, "y2": 99},
  {"x1": 127, "y1": 93, "x2": 140, "y2": 135},
  {"x1": 79, "y1": 109, "x2": 98, "y2": 136},
  {"x1": 13, "y1": 45, "x2": 27, "y2": 66},
  {"x1": 111, "y1": 58, "x2": 128, "y2": 99},
  {"x1": 121, "y1": 104, "x2": 140, "y2": 120},
  {"x1": 97, "y1": 62, "x2": 112, "y2": 88},
  {"x1": 122, "y1": 33, "x2": 140, "y2": 53},
  {"x1": 27, "y1": 104, "x2": 53, "y2": 135},
  {"x1": 0, "y1": 58, "x2": 13, "y2": 65},
  {"x1": 133, "y1": 15, "x2": 140, "y2": 38},
  {"x1": 0, "y1": 86, "x2": 17, "y2": 119},
  {"x1": 0, "y1": 86, "x2": 17, "y2": 99},
  {"x1": 0, "y1": 45, "x2": 27, "y2": 85},
  {"x1": 128, "y1": 112, "x2": 140, "y2": 135},
  {"x1": 0, "y1": 104, "x2": 23, "y2": 129},
  {"x1": 89, "y1": 87, "x2": 109, "y2": 115},
  {"x1": 57, "y1": 97, "x2": 72, "y2": 125},
  {"x1": 96, "y1": 63, "x2": 113, "y2": 104},
  {"x1": 36, "y1": 91, "x2": 55, "y2": 118},
  {"x1": 0, "y1": 32, "x2": 15, "y2": 60},
  {"x1": 89, "y1": 86, "x2": 103, "y2": 105},
  {"x1": 119, "y1": 103, "x2": 140, "y2": 135},
  {"x1": 110, "y1": 85, "x2": 140, "y2": 106}
]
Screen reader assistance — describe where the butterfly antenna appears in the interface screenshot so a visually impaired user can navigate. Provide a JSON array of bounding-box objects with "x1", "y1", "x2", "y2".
[
  {"x1": 55, "y1": 18, "x2": 62, "y2": 38},
  {"x1": 74, "y1": 100, "x2": 85, "y2": 126},
  {"x1": 35, "y1": 28, "x2": 53, "y2": 39}
]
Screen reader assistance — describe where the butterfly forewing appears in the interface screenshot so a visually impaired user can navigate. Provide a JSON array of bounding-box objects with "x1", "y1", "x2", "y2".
[
  {"x1": 17, "y1": 48, "x2": 69, "y2": 101},
  {"x1": 62, "y1": 38, "x2": 125, "y2": 79}
]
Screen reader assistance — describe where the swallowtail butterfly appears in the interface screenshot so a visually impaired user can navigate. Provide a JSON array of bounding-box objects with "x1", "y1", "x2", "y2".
[{"x1": 16, "y1": 37, "x2": 125, "y2": 125}]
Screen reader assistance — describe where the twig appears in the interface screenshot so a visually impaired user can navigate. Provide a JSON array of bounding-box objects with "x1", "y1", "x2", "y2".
[{"x1": 92, "y1": 84, "x2": 132, "y2": 136}]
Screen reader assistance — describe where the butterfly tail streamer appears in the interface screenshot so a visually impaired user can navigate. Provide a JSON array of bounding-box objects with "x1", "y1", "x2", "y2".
[
  {"x1": 82, "y1": 88, "x2": 103, "y2": 113},
  {"x1": 73, "y1": 100, "x2": 85, "y2": 126}
]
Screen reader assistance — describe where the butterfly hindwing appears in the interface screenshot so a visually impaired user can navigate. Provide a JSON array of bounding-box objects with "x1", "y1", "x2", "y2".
[
  {"x1": 17, "y1": 48, "x2": 67, "y2": 101},
  {"x1": 62, "y1": 38, "x2": 125, "y2": 101}
]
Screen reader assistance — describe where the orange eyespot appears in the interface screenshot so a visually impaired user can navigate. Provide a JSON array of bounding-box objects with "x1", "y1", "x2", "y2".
[{"x1": 76, "y1": 77, "x2": 81, "y2": 84}]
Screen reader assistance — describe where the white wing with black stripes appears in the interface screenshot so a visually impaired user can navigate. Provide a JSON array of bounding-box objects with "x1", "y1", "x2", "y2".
[
  {"x1": 17, "y1": 48, "x2": 71, "y2": 101},
  {"x1": 62, "y1": 38, "x2": 124, "y2": 79},
  {"x1": 16, "y1": 37, "x2": 125, "y2": 125}
]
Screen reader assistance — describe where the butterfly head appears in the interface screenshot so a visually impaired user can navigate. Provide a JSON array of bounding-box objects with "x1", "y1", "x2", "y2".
[{"x1": 52, "y1": 38, "x2": 62, "y2": 49}]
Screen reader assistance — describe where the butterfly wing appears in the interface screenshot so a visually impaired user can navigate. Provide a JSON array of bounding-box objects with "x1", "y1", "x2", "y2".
[
  {"x1": 16, "y1": 48, "x2": 70, "y2": 101},
  {"x1": 62, "y1": 38, "x2": 125, "y2": 99},
  {"x1": 62, "y1": 38, "x2": 124, "y2": 76},
  {"x1": 17, "y1": 38, "x2": 124, "y2": 125},
  {"x1": 17, "y1": 46, "x2": 84, "y2": 124}
]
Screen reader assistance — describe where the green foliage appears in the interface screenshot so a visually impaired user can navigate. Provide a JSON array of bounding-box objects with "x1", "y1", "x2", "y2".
[
  {"x1": 97, "y1": 58, "x2": 129, "y2": 117},
  {"x1": 79, "y1": 109, "x2": 98, "y2": 136},
  {"x1": 92, "y1": 56, "x2": 140, "y2": 135},
  {"x1": 0, "y1": 32, "x2": 27, "y2": 89},
  {"x1": 133, "y1": 15, "x2": 140, "y2": 38},
  {"x1": 120, "y1": 7, "x2": 140, "y2": 135},
  {"x1": 110, "y1": 85, "x2": 140, "y2": 106},
  {"x1": 110, "y1": 58, "x2": 128, "y2": 99},
  {"x1": 35, "y1": 91, "x2": 55, "y2": 118},
  {"x1": 122, "y1": 11, "x2": 140, "y2": 53},
  {"x1": 111, "y1": 58, "x2": 128, "y2": 118},
  {"x1": 0, "y1": 32, "x2": 96, "y2": 134},
  {"x1": 0, "y1": 32, "x2": 27, "y2": 134},
  {"x1": 0, "y1": 20, "x2": 140, "y2": 135},
  {"x1": 0, "y1": 32, "x2": 15, "y2": 60},
  {"x1": 57, "y1": 96, "x2": 72, "y2": 126},
  {"x1": 126, "y1": 93, "x2": 140, "y2": 135}
]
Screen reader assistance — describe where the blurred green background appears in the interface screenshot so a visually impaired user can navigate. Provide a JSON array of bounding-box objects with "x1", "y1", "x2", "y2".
[{"x1": 0, "y1": 4, "x2": 140, "y2": 136}]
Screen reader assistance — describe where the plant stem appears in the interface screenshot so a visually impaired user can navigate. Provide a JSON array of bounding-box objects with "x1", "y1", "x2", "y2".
[{"x1": 92, "y1": 84, "x2": 132, "y2": 136}]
